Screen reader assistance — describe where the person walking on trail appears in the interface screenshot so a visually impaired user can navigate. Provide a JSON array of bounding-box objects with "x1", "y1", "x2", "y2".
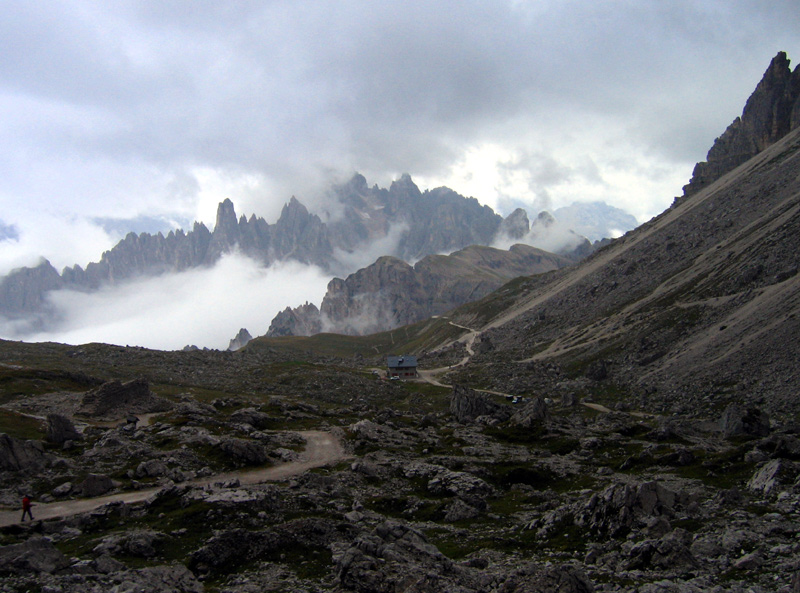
[{"x1": 21, "y1": 495, "x2": 33, "y2": 522}]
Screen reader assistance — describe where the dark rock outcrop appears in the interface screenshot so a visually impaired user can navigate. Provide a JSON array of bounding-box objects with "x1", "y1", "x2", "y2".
[
  {"x1": 77, "y1": 378, "x2": 173, "y2": 420},
  {"x1": 510, "y1": 396, "x2": 550, "y2": 428},
  {"x1": 335, "y1": 520, "x2": 455, "y2": 593},
  {"x1": 450, "y1": 385, "x2": 510, "y2": 423},
  {"x1": 45, "y1": 414, "x2": 81, "y2": 445},
  {"x1": 78, "y1": 473, "x2": 114, "y2": 497},
  {"x1": 217, "y1": 437, "x2": 269, "y2": 466},
  {"x1": 0, "y1": 434, "x2": 50, "y2": 471},
  {"x1": 0, "y1": 538, "x2": 71, "y2": 575},
  {"x1": 683, "y1": 51, "x2": 800, "y2": 196},
  {"x1": 498, "y1": 563, "x2": 595, "y2": 593},
  {"x1": 190, "y1": 528, "x2": 285, "y2": 574},
  {"x1": 719, "y1": 404, "x2": 771, "y2": 439}
]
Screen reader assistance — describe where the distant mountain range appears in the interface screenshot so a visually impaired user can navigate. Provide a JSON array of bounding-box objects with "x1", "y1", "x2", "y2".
[{"x1": 0, "y1": 174, "x2": 634, "y2": 339}]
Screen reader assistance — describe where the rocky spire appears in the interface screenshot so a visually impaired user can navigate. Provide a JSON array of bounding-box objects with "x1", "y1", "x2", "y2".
[{"x1": 683, "y1": 51, "x2": 800, "y2": 197}]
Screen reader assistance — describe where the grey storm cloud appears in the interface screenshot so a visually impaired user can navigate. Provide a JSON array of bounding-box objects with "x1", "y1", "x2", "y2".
[
  {"x1": 1, "y1": 0, "x2": 800, "y2": 272},
  {"x1": 2, "y1": 0, "x2": 800, "y2": 349}
]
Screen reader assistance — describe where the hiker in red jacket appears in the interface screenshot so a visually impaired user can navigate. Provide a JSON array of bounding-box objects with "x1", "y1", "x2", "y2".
[{"x1": 21, "y1": 495, "x2": 33, "y2": 522}]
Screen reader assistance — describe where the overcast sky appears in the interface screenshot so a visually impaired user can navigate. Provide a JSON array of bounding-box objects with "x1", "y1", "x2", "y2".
[
  {"x1": 2, "y1": 1, "x2": 799, "y2": 273},
  {"x1": 1, "y1": 1, "x2": 799, "y2": 349}
]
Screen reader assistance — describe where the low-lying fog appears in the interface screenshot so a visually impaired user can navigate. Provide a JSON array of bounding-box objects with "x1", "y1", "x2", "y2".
[{"x1": 0, "y1": 254, "x2": 330, "y2": 351}]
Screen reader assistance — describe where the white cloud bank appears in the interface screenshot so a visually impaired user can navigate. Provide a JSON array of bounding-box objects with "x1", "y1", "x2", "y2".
[{"x1": 3, "y1": 254, "x2": 331, "y2": 351}]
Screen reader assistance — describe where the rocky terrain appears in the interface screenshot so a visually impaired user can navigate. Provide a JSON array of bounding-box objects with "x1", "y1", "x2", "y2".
[
  {"x1": 1, "y1": 341, "x2": 800, "y2": 592},
  {"x1": 268, "y1": 244, "x2": 574, "y2": 337},
  {"x1": 1, "y1": 51, "x2": 800, "y2": 593}
]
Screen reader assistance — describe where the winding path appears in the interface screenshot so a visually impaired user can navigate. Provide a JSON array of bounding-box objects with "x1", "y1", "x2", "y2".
[{"x1": 0, "y1": 430, "x2": 347, "y2": 528}]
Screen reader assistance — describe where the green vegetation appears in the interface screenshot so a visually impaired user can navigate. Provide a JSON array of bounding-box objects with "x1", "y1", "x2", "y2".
[{"x1": 0, "y1": 409, "x2": 44, "y2": 439}]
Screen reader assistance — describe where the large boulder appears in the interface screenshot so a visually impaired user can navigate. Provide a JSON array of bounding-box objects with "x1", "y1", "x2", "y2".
[
  {"x1": 45, "y1": 414, "x2": 81, "y2": 445},
  {"x1": 719, "y1": 404, "x2": 771, "y2": 439},
  {"x1": 78, "y1": 473, "x2": 114, "y2": 497},
  {"x1": 450, "y1": 385, "x2": 509, "y2": 423},
  {"x1": 136, "y1": 459, "x2": 169, "y2": 479},
  {"x1": 93, "y1": 529, "x2": 166, "y2": 558},
  {"x1": 495, "y1": 562, "x2": 595, "y2": 593},
  {"x1": 575, "y1": 481, "x2": 681, "y2": 538},
  {"x1": 335, "y1": 520, "x2": 455, "y2": 593},
  {"x1": 217, "y1": 437, "x2": 269, "y2": 466},
  {"x1": 747, "y1": 459, "x2": 797, "y2": 495},
  {"x1": 0, "y1": 537, "x2": 70, "y2": 574},
  {"x1": 229, "y1": 407, "x2": 275, "y2": 430},
  {"x1": 0, "y1": 434, "x2": 50, "y2": 471},
  {"x1": 510, "y1": 396, "x2": 550, "y2": 428}
]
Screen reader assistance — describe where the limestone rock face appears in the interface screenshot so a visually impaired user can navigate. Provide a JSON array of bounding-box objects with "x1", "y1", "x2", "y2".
[
  {"x1": 78, "y1": 378, "x2": 173, "y2": 421},
  {"x1": 683, "y1": 51, "x2": 800, "y2": 196},
  {"x1": 0, "y1": 175, "x2": 490, "y2": 320},
  {"x1": 498, "y1": 207, "x2": 531, "y2": 240}
]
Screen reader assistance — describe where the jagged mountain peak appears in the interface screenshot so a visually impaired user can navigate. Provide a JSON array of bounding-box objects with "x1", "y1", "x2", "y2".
[
  {"x1": 683, "y1": 50, "x2": 800, "y2": 196},
  {"x1": 214, "y1": 198, "x2": 237, "y2": 231},
  {"x1": 389, "y1": 173, "x2": 421, "y2": 195}
]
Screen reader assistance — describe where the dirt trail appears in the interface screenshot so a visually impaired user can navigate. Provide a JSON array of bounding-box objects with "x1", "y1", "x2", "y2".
[{"x1": 0, "y1": 430, "x2": 347, "y2": 528}]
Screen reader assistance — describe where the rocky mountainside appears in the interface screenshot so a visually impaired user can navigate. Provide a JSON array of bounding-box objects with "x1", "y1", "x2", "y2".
[
  {"x1": 682, "y1": 51, "x2": 800, "y2": 197},
  {"x1": 267, "y1": 244, "x2": 574, "y2": 337},
  {"x1": 439, "y1": 66, "x2": 800, "y2": 418}
]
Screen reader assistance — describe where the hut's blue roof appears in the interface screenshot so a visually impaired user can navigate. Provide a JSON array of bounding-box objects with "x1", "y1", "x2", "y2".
[{"x1": 387, "y1": 355, "x2": 417, "y2": 368}]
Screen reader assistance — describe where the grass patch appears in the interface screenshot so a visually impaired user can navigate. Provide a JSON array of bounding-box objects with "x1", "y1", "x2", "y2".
[
  {"x1": 674, "y1": 446, "x2": 754, "y2": 489},
  {"x1": 0, "y1": 409, "x2": 45, "y2": 439}
]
